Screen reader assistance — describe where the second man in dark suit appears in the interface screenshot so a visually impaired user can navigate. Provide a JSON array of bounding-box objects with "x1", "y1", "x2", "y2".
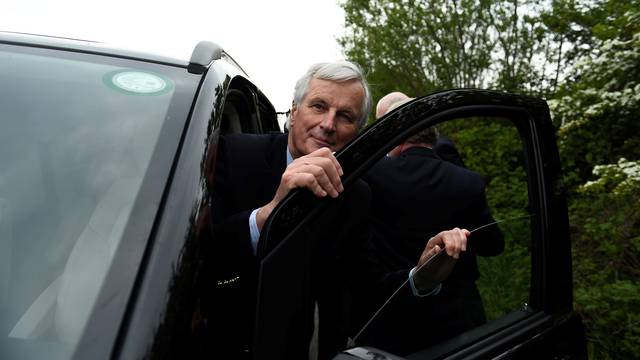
[{"x1": 358, "y1": 97, "x2": 505, "y2": 354}]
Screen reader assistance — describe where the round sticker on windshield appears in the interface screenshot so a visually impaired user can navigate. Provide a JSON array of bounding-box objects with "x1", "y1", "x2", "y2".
[{"x1": 105, "y1": 70, "x2": 173, "y2": 95}]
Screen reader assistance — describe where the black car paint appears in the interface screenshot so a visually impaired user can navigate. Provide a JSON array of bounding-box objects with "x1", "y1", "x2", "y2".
[{"x1": 103, "y1": 61, "x2": 279, "y2": 359}]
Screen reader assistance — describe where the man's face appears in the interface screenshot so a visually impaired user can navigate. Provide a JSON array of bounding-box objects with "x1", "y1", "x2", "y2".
[{"x1": 288, "y1": 78, "x2": 364, "y2": 158}]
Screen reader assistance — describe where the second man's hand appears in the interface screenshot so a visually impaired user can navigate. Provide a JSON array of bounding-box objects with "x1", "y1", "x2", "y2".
[{"x1": 412, "y1": 228, "x2": 470, "y2": 292}]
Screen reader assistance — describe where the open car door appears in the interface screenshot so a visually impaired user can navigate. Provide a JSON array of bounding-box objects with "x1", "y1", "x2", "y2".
[{"x1": 253, "y1": 89, "x2": 587, "y2": 360}]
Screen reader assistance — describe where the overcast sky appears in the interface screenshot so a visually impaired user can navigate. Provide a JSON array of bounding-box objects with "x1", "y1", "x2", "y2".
[{"x1": 3, "y1": 0, "x2": 347, "y2": 112}]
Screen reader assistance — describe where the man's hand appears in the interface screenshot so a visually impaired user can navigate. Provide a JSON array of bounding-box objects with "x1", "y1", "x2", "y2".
[
  {"x1": 256, "y1": 147, "x2": 344, "y2": 230},
  {"x1": 412, "y1": 228, "x2": 470, "y2": 292},
  {"x1": 420, "y1": 228, "x2": 469, "y2": 263}
]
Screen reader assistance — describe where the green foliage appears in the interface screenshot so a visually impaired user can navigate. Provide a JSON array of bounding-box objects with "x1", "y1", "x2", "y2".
[
  {"x1": 340, "y1": 0, "x2": 554, "y2": 120},
  {"x1": 545, "y1": 8, "x2": 640, "y2": 356},
  {"x1": 546, "y1": 5, "x2": 640, "y2": 356},
  {"x1": 576, "y1": 281, "x2": 640, "y2": 359},
  {"x1": 540, "y1": 0, "x2": 640, "y2": 93},
  {"x1": 341, "y1": 0, "x2": 492, "y2": 92},
  {"x1": 477, "y1": 243, "x2": 530, "y2": 320},
  {"x1": 549, "y1": 16, "x2": 640, "y2": 188},
  {"x1": 569, "y1": 159, "x2": 640, "y2": 359}
]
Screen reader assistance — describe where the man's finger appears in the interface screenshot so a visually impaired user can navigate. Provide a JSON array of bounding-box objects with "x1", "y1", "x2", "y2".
[
  {"x1": 306, "y1": 147, "x2": 344, "y2": 178},
  {"x1": 443, "y1": 228, "x2": 468, "y2": 259},
  {"x1": 307, "y1": 157, "x2": 343, "y2": 193},
  {"x1": 330, "y1": 151, "x2": 344, "y2": 176},
  {"x1": 293, "y1": 164, "x2": 340, "y2": 198},
  {"x1": 429, "y1": 244, "x2": 441, "y2": 259},
  {"x1": 284, "y1": 172, "x2": 325, "y2": 197},
  {"x1": 299, "y1": 173, "x2": 328, "y2": 197},
  {"x1": 453, "y1": 228, "x2": 463, "y2": 258},
  {"x1": 461, "y1": 229, "x2": 469, "y2": 251},
  {"x1": 294, "y1": 155, "x2": 343, "y2": 194},
  {"x1": 312, "y1": 156, "x2": 344, "y2": 192}
]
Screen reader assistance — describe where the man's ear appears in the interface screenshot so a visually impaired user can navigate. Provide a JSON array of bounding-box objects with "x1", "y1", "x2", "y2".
[{"x1": 290, "y1": 102, "x2": 297, "y2": 127}]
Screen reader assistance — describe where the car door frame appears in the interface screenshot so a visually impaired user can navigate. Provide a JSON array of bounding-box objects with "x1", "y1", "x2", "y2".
[{"x1": 255, "y1": 89, "x2": 586, "y2": 359}]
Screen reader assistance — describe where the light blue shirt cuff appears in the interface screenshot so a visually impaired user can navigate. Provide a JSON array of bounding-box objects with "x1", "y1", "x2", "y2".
[
  {"x1": 249, "y1": 209, "x2": 260, "y2": 255},
  {"x1": 249, "y1": 147, "x2": 291, "y2": 256},
  {"x1": 409, "y1": 267, "x2": 442, "y2": 297}
]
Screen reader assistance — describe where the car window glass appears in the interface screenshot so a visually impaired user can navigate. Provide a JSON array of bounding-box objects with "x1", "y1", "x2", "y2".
[
  {"x1": 348, "y1": 115, "x2": 533, "y2": 357},
  {"x1": 252, "y1": 112, "x2": 537, "y2": 359},
  {"x1": 448, "y1": 117, "x2": 532, "y2": 321},
  {"x1": 0, "y1": 46, "x2": 185, "y2": 359}
]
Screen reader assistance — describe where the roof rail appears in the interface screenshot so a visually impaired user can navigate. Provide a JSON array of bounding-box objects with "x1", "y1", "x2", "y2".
[{"x1": 188, "y1": 41, "x2": 223, "y2": 74}]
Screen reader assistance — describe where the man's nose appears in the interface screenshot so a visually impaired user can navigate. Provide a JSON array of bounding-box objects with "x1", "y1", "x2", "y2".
[{"x1": 319, "y1": 111, "x2": 337, "y2": 132}]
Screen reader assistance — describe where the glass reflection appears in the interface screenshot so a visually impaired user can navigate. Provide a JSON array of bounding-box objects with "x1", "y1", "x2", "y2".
[
  {"x1": 0, "y1": 46, "x2": 177, "y2": 359},
  {"x1": 351, "y1": 116, "x2": 531, "y2": 356}
]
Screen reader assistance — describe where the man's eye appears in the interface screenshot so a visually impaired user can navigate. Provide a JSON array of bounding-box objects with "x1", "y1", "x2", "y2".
[
  {"x1": 338, "y1": 113, "x2": 355, "y2": 123},
  {"x1": 311, "y1": 103, "x2": 324, "y2": 110}
]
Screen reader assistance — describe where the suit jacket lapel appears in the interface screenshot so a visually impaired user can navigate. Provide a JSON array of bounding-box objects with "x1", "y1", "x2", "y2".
[{"x1": 262, "y1": 133, "x2": 289, "y2": 199}]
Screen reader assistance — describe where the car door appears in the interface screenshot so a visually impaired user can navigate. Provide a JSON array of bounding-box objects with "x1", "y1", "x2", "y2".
[{"x1": 254, "y1": 89, "x2": 587, "y2": 359}]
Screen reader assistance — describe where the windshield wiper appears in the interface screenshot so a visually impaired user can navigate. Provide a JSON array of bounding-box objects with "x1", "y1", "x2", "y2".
[{"x1": 348, "y1": 214, "x2": 534, "y2": 347}]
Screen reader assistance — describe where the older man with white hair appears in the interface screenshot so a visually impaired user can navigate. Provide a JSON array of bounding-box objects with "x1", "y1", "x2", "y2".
[{"x1": 209, "y1": 62, "x2": 469, "y2": 359}]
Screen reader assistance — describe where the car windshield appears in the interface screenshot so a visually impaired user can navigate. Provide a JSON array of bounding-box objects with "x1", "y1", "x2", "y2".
[{"x1": 0, "y1": 43, "x2": 191, "y2": 359}]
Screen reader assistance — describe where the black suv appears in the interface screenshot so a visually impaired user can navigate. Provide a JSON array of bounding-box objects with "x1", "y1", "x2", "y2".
[{"x1": 0, "y1": 32, "x2": 586, "y2": 359}]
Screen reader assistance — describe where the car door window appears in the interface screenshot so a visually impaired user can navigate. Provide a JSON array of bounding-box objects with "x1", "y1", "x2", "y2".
[
  {"x1": 341, "y1": 115, "x2": 533, "y2": 357},
  {"x1": 255, "y1": 91, "x2": 564, "y2": 359}
]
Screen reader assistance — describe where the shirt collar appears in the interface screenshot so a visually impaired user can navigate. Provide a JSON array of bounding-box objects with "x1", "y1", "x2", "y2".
[{"x1": 286, "y1": 145, "x2": 294, "y2": 166}]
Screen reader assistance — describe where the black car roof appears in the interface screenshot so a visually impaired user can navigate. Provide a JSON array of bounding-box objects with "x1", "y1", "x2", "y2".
[
  {"x1": 0, "y1": 31, "x2": 191, "y2": 68},
  {"x1": 1, "y1": 31, "x2": 248, "y2": 76}
]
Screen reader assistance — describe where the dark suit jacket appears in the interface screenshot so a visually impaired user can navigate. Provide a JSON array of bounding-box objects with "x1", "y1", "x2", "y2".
[
  {"x1": 434, "y1": 135, "x2": 465, "y2": 167},
  {"x1": 360, "y1": 146, "x2": 504, "y2": 354},
  {"x1": 207, "y1": 133, "x2": 411, "y2": 359},
  {"x1": 205, "y1": 133, "x2": 289, "y2": 359}
]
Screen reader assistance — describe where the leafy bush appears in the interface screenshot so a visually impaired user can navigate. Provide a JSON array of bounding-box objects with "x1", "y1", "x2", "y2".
[
  {"x1": 477, "y1": 241, "x2": 530, "y2": 321},
  {"x1": 569, "y1": 159, "x2": 640, "y2": 359},
  {"x1": 545, "y1": 6, "x2": 640, "y2": 357}
]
